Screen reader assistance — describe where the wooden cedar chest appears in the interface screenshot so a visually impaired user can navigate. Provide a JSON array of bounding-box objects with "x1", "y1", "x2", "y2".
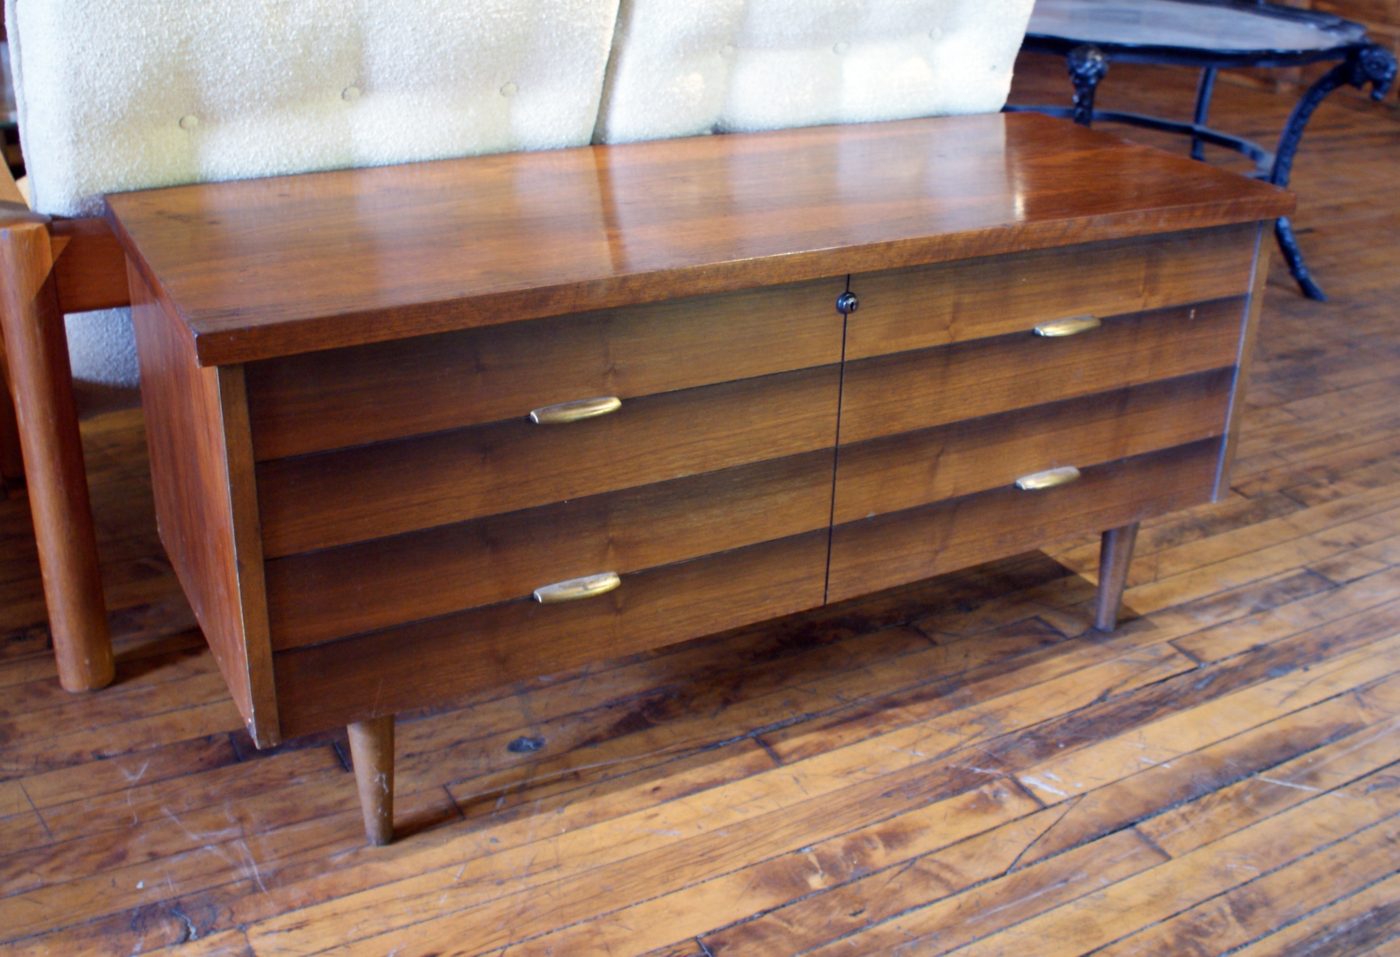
[{"x1": 105, "y1": 112, "x2": 1293, "y2": 844}]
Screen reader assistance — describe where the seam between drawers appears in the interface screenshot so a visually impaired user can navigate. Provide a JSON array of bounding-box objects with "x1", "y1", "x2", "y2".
[{"x1": 824, "y1": 273, "x2": 853, "y2": 606}]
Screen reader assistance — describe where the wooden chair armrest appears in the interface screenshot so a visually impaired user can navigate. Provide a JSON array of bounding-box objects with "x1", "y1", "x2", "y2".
[{"x1": 0, "y1": 161, "x2": 131, "y2": 313}]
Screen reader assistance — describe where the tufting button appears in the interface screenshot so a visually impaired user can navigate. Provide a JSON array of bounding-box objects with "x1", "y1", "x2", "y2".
[
  {"x1": 833, "y1": 41, "x2": 851, "y2": 55},
  {"x1": 929, "y1": 26, "x2": 943, "y2": 40},
  {"x1": 178, "y1": 114, "x2": 199, "y2": 131},
  {"x1": 500, "y1": 81, "x2": 519, "y2": 97},
  {"x1": 720, "y1": 43, "x2": 737, "y2": 57},
  {"x1": 341, "y1": 85, "x2": 362, "y2": 102}
]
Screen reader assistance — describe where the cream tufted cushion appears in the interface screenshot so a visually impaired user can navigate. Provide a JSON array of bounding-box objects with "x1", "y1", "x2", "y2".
[
  {"x1": 6, "y1": 0, "x2": 622, "y2": 394},
  {"x1": 8, "y1": 0, "x2": 623, "y2": 218},
  {"x1": 595, "y1": 0, "x2": 1034, "y2": 143}
]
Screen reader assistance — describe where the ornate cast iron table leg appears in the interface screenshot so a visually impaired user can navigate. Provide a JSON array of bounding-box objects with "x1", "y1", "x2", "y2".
[
  {"x1": 1068, "y1": 45, "x2": 1109, "y2": 126},
  {"x1": 1270, "y1": 43, "x2": 1397, "y2": 301},
  {"x1": 1191, "y1": 67, "x2": 1219, "y2": 161}
]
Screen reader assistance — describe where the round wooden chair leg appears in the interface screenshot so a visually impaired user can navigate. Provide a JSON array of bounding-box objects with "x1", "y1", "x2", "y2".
[{"x1": 0, "y1": 219, "x2": 113, "y2": 691}]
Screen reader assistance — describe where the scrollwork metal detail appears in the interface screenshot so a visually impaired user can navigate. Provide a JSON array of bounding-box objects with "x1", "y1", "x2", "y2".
[
  {"x1": 1269, "y1": 43, "x2": 1397, "y2": 299},
  {"x1": 1067, "y1": 45, "x2": 1109, "y2": 126}
]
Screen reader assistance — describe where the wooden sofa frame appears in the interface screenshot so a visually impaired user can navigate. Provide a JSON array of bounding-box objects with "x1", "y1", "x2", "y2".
[{"x1": 0, "y1": 160, "x2": 128, "y2": 692}]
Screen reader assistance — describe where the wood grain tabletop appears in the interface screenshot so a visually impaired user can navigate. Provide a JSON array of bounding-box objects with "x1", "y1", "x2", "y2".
[{"x1": 106, "y1": 111, "x2": 1293, "y2": 366}]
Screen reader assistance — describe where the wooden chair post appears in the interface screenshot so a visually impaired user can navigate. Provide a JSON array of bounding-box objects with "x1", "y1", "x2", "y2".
[
  {"x1": 0, "y1": 336, "x2": 22, "y2": 490},
  {"x1": 0, "y1": 169, "x2": 28, "y2": 491},
  {"x1": 0, "y1": 211, "x2": 113, "y2": 691}
]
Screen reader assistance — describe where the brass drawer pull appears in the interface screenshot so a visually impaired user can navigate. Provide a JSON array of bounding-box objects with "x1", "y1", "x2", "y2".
[
  {"x1": 529, "y1": 396, "x2": 622, "y2": 425},
  {"x1": 1033, "y1": 315, "x2": 1101, "y2": 338},
  {"x1": 533, "y1": 571, "x2": 621, "y2": 604},
  {"x1": 1015, "y1": 466, "x2": 1082, "y2": 491}
]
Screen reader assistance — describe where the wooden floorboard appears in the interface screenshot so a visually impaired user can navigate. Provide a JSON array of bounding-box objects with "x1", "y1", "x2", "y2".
[{"x1": 2, "y1": 57, "x2": 1398, "y2": 955}]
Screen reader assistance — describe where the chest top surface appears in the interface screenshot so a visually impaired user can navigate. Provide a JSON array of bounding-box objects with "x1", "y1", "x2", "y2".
[{"x1": 105, "y1": 112, "x2": 1291, "y2": 367}]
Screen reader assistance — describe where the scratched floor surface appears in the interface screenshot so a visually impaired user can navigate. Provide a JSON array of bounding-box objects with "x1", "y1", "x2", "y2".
[{"x1": 1, "y1": 57, "x2": 1398, "y2": 955}]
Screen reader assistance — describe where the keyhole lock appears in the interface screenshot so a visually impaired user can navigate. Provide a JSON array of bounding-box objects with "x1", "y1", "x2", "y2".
[{"x1": 836, "y1": 291, "x2": 860, "y2": 315}]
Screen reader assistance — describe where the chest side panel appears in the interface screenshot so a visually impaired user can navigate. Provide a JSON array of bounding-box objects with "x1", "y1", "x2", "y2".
[{"x1": 127, "y1": 264, "x2": 279, "y2": 746}]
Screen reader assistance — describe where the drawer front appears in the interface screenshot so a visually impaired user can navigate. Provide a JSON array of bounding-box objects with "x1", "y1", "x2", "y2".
[
  {"x1": 272, "y1": 530, "x2": 830, "y2": 737},
  {"x1": 257, "y1": 364, "x2": 841, "y2": 556},
  {"x1": 828, "y1": 440, "x2": 1222, "y2": 603},
  {"x1": 840, "y1": 298, "x2": 1246, "y2": 445},
  {"x1": 833, "y1": 369, "x2": 1234, "y2": 524},
  {"x1": 265, "y1": 451, "x2": 836, "y2": 649},
  {"x1": 246, "y1": 278, "x2": 845, "y2": 460},
  {"x1": 844, "y1": 225, "x2": 1257, "y2": 361}
]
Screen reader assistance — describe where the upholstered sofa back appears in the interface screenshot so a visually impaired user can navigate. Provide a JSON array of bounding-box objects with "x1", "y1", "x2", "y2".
[
  {"x1": 7, "y1": 0, "x2": 624, "y2": 218},
  {"x1": 5, "y1": 0, "x2": 1035, "y2": 395},
  {"x1": 598, "y1": 0, "x2": 1032, "y2": 143}
]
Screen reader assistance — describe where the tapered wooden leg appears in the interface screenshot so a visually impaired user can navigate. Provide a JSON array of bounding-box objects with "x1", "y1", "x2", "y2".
[
  {"x1": 0, "y1": 218, "x2": 113, "y2": 690},
  {"x1": 0, "y1": 341, "x2": 23, "y2": 490},
  {"x1": 1094, "y1": 522, "x2": 1139, "y2": 632},
  {"x1": 347, "y1": 715, "x2": 395, "y2": 845}
]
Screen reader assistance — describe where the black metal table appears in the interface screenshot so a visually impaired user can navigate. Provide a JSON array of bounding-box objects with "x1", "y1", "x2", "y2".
[{"x1": 1011, "y1": 0, "x2": 1396, "y2": 299}]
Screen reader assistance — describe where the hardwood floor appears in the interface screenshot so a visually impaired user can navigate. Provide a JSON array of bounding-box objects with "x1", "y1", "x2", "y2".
[{"x1": 2, "y1": 57, "x2": 1398, "y2": 955}]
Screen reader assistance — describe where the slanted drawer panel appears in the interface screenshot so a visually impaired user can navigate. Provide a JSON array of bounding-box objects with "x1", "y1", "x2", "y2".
[
  {"x1": 272, "y1": 529, "x2": 830, "y2": 737},
  {"x1": 840, "y1": 297, "x2": 1246, "y2": 445},
  {"x1": 843, "y1": 225, "x2": 1257, "y2": 361},
  {"x1": 828, "y1": 440, "x2": 1222, "y2": 603},
  {"x1": 257, "y1": 364, "x2": 841, "y2": 556},
  {"x1": 833, "y1": 369, "x2": 1233, "y2": 524},
  {"x1": 245, "y1": 278, "x2": 845, "y2": 460},
  {"x1": 265, "y1": 450, "x2": 836, "y2": 649}
]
